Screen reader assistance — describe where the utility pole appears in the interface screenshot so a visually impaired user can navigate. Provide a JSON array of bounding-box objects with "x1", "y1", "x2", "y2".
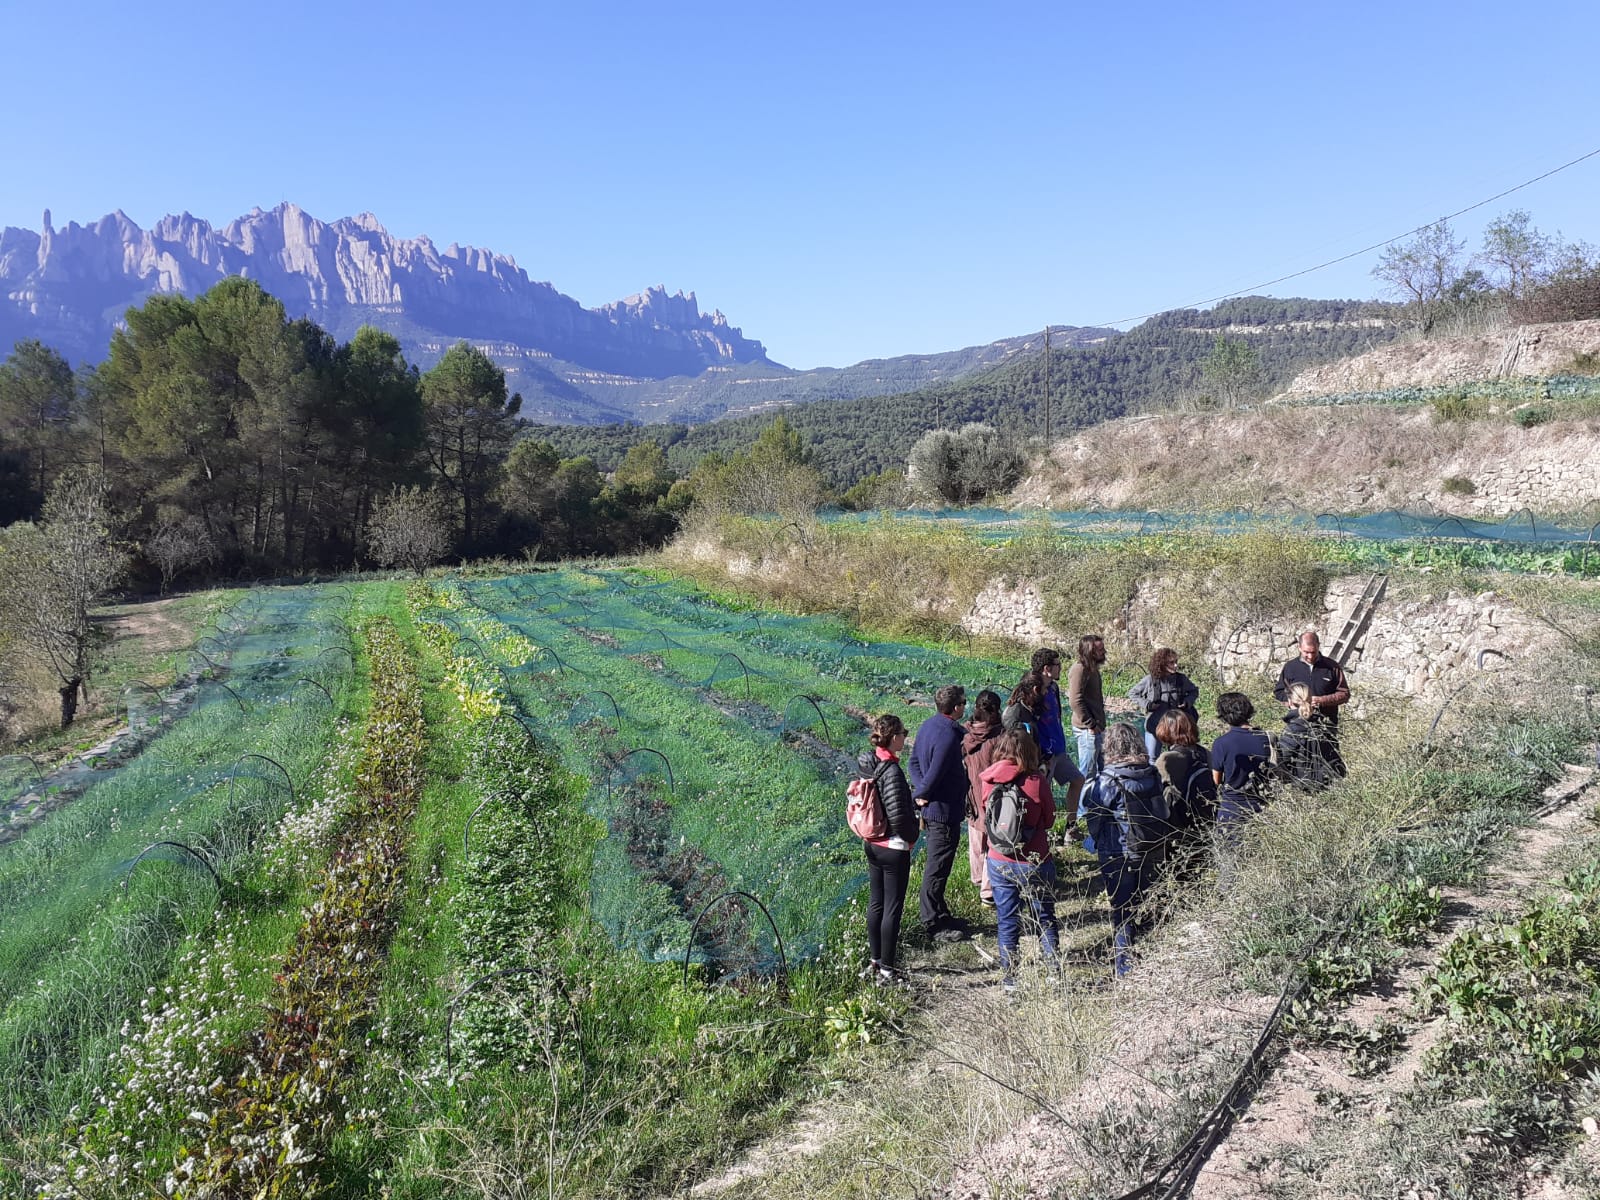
[{"x1": 1043, "y1": 326, "x2": 1052, "y2": 445}]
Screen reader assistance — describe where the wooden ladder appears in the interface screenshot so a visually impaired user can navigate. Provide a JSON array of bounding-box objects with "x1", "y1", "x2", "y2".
[{"x1": 1329, "y1": 572, "x2": 1388, "y2": 668}]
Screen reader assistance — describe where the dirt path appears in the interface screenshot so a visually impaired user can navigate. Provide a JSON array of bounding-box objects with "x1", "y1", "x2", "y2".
[
  {"x1": 679, "y1": 762, "x2": 1600, "y2": 1200},
  {"x1": 1190, "y1": 764, "x2": 1599, "y2": 1200}
]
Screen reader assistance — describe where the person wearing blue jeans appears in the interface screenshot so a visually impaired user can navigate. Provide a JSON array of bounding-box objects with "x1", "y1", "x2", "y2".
[
  {"x1": 990, "y1": 857, "x2": 1060, "y2": 987},
  {"x1": 1067, "y1": 634, "x2": 1106, "y2": 779},
  {"x1": 977, "y1": 730, "x2": 1059, "y2": 992}
]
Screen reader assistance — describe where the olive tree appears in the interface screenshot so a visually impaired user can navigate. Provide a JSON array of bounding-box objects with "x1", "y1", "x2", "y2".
[
  {"x1": 0, "y1": 474, "x2": 128, "y2": 726},
  {"x1": 907, "y1": 423, "x2": 1024, "y2": 506}
]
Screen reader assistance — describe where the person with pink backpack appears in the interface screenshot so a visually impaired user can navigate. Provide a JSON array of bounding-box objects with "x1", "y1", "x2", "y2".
[{"x1": 853, "y1": 713, "x2": 918, "y2": 986}]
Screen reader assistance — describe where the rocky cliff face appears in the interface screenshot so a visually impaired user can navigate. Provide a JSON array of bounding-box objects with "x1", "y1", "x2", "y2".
[{"x1": 0, "y1": 204, "x2": 772, "y2": 410}]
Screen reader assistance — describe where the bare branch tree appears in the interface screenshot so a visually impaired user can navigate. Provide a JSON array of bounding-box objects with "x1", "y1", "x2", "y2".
[
  {"x1": 145, "y1": 514, "x2": 218, "y2": 594},
  {"x1": 0, "y1": 474, "x2": 128, "y2": 726},
  {"x1": 367, "y1": 487, "x2": 451, "y2": 576},
  {"x1": 1372, "y1": 220, "x2": 1467, "y2": 332}
]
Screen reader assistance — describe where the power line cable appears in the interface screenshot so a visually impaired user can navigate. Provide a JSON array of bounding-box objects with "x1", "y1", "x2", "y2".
[{"x1": 1091, "y1": 144, "x2": 1600, "y2": 329}]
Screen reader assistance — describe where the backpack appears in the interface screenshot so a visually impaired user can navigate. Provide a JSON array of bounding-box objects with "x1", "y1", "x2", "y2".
[
  {"x1": 983, "y1": 779, "x2": 1032, "y2": 858},
  {"x1": 1182, "y1": 766, "x2": 1218, "y2": 823},
  {"x1": 1101, "y1": 773, "x2": 1171, "y2": 858},
  {"x1": 846, "y1": 765, "x2": 888, "y2": 840}
]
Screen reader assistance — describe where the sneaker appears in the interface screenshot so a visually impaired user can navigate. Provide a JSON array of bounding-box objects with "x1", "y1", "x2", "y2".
[
  {"x1": 859, "y1": 959, "x2": 882, "y2": 981},
  {"x1": 932, "y1": 926, "x2": 965, "y2": 945},
  {"x1": 1001, "y1": 977, "x2": 1019, "y2": 999},
  {"x1": 875, "y1": 967, "x2": 907, "y2": 990},
  {"x1": 981, "y1": 895, "x2": 996, "y2": 908}
]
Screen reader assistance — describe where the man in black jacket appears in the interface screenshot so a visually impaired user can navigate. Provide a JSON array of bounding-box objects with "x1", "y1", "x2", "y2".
[
  {"x1": 909, "y1": 685, "x2": 969, "y2": 943},
  {"x1": 1274, "y1": 631, "x2": 1350, "y2": 776}
]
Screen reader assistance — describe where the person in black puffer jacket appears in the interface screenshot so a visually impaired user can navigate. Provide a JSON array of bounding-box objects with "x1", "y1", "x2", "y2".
[{"x1": 857, "y1": 713, "x2": 919, "y2": 985}]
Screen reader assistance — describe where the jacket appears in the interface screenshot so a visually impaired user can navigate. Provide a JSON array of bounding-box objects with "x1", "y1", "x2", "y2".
[
  {"x1": 1274, "y1": 654, "x2": 1350, "y2": 724},
  {"x1": 1083, "y1": 761, "x2": 1168, "y2": 864},
  {"x1": 1278, "y1": 712, "x2": 1340, "y2": 792},
  {"x1": 857, "y1": 747, "x2": 919, "y2": 848},
  {"x1": 962, "y1": 715, "x2": 1003, "y2": 815},
  {"x1": 908, "y1": 712, "x2": 968, "y2": 825},
  {"x1": 979, "y1": 759, "x2": 1055, "y2": 863},
  {"x1": 1129, "y1": 671, "x2": 1200, "y2": 731},
  {"x1": 1067, "y1": 661, "x2": 1105, "y2": 731},
  {"x1": 1155, "y1": 743, "x2": 1211, "y2": 798},
  {"x1": 1155, "y1": 743, "x2": 1213, "y2": 826},
  {"x1": 1001, "y1": 700, "x2": 1038, "y2": 740},
  {"x1": 1036, "y1": 682, "x2": 1068, "y2": 757}
]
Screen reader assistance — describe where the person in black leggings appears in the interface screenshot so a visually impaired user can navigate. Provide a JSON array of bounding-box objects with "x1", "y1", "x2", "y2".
[{"x1": 857, "y1": 713, "x2": 919, "y2": 985}]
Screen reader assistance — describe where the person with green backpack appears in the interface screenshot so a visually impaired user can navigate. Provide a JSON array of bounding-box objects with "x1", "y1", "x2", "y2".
[{"x1": 977, "y1": 728, "x2": 1059, "y2": 995}]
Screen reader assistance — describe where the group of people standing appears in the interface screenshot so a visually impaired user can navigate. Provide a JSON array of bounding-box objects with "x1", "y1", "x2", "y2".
[{"x1": 854, "y1": 630, "x2": 1352, "y2": 989}]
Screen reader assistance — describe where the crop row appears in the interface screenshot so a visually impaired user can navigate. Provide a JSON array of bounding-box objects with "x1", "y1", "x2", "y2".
[
  {"x1": 355, "y1": 583, "x2": 849, "y2": 1196},
  {"x1": 177, "y1": 616, "x2": 425, "y2": 1199},
  {"x1": 0, "y1": 588, "x2": 354, "y2": 1155}
]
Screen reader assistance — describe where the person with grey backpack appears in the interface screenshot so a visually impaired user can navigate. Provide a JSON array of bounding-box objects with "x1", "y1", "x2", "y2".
[{"x1": 977, "y1": 728, "x2": 1059, "y2": 995}]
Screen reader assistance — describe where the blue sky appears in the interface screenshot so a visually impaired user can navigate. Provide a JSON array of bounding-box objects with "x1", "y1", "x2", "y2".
[{"x1": 10, "y1": 0, "x2": 1600, "y2": 368}]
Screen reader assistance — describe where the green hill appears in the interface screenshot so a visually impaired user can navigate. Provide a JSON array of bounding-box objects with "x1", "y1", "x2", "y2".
[{"x1": 526, "y1": 296, "x2": 1401, "y2": 487}]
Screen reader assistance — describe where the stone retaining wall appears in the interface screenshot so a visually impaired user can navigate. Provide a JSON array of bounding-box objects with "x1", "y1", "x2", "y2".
[{"x1": 961, "y1": 575, "x2": 1556, "y2": 703}]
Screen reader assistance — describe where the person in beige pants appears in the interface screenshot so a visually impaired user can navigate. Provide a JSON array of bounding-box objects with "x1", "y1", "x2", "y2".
[{"x1": 962, "y1": 690, "x2": 1005, "y2": 905}]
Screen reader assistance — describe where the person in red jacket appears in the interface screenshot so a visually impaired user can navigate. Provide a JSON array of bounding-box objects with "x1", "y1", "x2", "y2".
[{"x1": 978, "y1": 729, "x2": 1059, "y2": 994}]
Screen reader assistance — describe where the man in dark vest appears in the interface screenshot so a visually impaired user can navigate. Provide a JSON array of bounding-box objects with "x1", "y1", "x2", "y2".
[{"x1": 1273, "y1": 631, "x2": 1350, "y2": 776}]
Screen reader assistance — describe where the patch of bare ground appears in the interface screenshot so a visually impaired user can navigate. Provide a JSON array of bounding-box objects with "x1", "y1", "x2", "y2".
[
  {"x1": 96, "y1": 595, "x2": 198, "y2": 655},
  {"x1": 1190, "y1": 765, "x2": 1599, "y2": 1200}
]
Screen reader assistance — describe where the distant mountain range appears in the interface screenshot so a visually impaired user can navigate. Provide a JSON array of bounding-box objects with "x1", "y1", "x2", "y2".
[{"x1": 0, "y1": 204, "x2": 1115, "y2": 424}]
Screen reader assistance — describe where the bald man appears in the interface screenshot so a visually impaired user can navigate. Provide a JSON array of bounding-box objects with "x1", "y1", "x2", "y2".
[{"x1": 1273, "y1": 631, "x2": 1349, "y2": 777}]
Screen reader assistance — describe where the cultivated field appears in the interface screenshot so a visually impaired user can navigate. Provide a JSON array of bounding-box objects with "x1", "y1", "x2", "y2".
[{"x1": 2, "y1": 562, "x2": 1596, "y2": 1199}]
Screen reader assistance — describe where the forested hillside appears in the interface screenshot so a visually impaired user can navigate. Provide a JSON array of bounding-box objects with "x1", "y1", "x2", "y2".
[{"x1": 530, "y1": 296, "x2": 1401, "y2": 486}]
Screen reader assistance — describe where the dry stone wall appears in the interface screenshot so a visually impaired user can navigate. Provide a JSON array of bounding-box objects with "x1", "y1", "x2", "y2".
[{"x1": 962, "y1": 575, "x2": 1558, "y2": 704}]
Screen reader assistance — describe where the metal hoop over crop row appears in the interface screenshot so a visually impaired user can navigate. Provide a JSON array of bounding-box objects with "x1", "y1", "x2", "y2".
[
  {"x1": 779, "y1": 694, "x2": 834, "y2": 748},
  {"x1": 294, "y1": 677, "x2": 334, "y2": 706},
  {"x1": 0, "y1": 753, "x2": 43, "y2": 788},
  {"x1": 199, "y1": 680, "x2": 248, "y2": 714},
  {"x1": 463, "y1": 790, "x2": 517, "y2": 859},
  {"x1": 571, "y1": 689, "x2": 623, "y2": 727},
  {"x1": 1422, "y1": 647, "x2": 1511, "y2": 751},
  {"x1": 701, "y1": 652, "x2": 753, "y2": 701},
  {"x1": 604, "y1": 747, "x2": 676, "y2": 805},
  {"x1": 120, "y1": 841, "x2": 223, "y2": 894},
  {"x1": 316, "y1": 645, "x2": 356, "y2": 669},
  {"x1": 228, "y1": 753, "x2": 296, "y2": 810},
  {"x1": 491, "y1": 709, "x2": 538, "y2": 746},
  {"x1": 681, "y1": 889, "x2": 789, "y2": 992}
]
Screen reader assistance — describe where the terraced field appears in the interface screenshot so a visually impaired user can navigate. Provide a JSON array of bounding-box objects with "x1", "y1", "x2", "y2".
[{"x1": 0, "y1": 569, "x2": 1065, "y2": 1198}]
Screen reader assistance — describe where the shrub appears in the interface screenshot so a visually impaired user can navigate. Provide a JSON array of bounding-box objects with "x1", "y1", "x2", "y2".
[
  {"x1": 838, "y1": 469, "x2": 909, "y2": 512},
  {"x1": 1430, "y1": 391, "x2": 1491, "y2": 422},
  {"x1": 1441, "y1": 475, "x2": 1478, "y2": 496},
  {"x1": 1513, "y1": 405, "x2": 1554, "y2": 428},
  {"x1": 907, "y1": 423, "x2": 1025, "y2": 506}
]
